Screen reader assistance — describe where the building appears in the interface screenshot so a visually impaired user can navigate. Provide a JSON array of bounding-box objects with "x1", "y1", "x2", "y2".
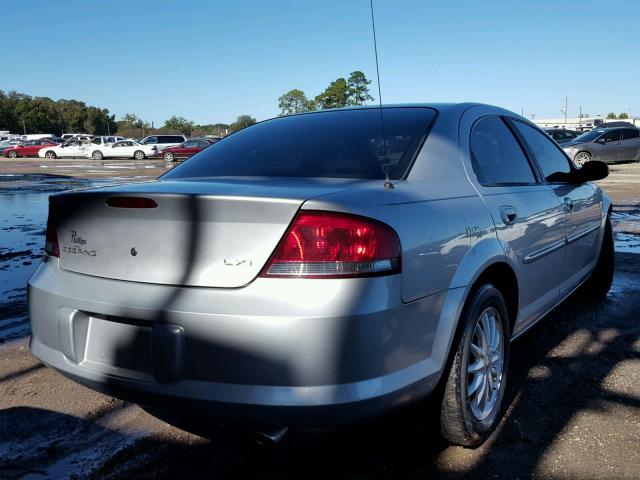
[{"x1": 533, "y1": 117, "x2": 639, "y2": 132}]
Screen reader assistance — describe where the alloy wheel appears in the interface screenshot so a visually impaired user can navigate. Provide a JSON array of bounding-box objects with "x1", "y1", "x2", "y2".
[
  {"x1": 467, "y1": 306, "x2": 504, "y2": 421},
  {"x1": 575, "y1": 152, "x2": 591, "y2": 166}
]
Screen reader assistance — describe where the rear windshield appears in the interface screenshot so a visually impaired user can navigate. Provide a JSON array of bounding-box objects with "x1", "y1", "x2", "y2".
[{"x1": 163, "y1": 107, "x2": 436, "y2": 180}]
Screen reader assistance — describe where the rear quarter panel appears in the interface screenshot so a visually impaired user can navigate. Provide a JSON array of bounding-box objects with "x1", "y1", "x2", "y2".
[{"x1": 303, "y1": 106, "x2": 503, "y2": 302}]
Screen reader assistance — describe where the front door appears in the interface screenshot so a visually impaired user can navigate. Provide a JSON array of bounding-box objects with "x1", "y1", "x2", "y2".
[
  {"x1": 510, "y1": 120, "x2": 602, "y2": 296},
  {"x1": 620, "y1": 129, "x2": 640, "y2": 161},
  {"x1": 466, "y1": 115, "x2": 566, "y2": 335}
]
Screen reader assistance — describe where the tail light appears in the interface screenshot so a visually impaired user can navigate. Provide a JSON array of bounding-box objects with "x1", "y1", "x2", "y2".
[
  {"x1": 44, "y1": 206, "x2": 59, "y2": 257},
  {"x1": 261, "y1": 211, "x2": 401, "y2": 278}
]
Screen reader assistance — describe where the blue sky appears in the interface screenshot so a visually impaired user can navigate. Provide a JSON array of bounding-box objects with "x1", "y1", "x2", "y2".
[{"x1": 4, "y1": 0, "x2": 639, "y2": 125}]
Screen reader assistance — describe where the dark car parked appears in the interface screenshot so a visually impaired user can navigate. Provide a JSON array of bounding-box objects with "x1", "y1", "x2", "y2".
[
  {"x1": 562, "y1": 127, "x2": 640, "y2": 165},
  {"x1": 544, "y1": 129, "x2": 580, "y2": 145}
]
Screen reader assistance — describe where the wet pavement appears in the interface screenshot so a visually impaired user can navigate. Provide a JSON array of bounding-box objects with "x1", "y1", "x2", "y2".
[{"x1": 0, "y1": 166, "x2": 639, "y2": 479}]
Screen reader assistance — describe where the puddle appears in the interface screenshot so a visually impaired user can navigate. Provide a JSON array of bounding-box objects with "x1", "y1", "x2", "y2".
[
  {"x1": 614, "y1": 232, "x2": 640, "y2": 253},
  {"x1": 611, "y1": 207, "x2": 640, "y2": 252},
  {"x1": 0, "y1": 174, "x2": 153, "y2": 341}
]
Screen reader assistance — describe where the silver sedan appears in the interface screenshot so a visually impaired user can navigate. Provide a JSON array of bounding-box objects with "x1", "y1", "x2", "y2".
[
  {"x1": 563, "y1": 127, "x2": 640, "y2": 165},
  {"x1": 29, "y1": 103, "x2": 613, "y2": 447}
]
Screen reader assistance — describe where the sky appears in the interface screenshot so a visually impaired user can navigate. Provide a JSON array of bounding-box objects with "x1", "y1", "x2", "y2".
[{"x1": 3, "y1": 0, "x2": 639, "y2": 126}]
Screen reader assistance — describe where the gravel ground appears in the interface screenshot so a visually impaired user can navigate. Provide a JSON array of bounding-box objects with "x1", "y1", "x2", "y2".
[{"x1": 0, "y1": 160, "x2": 639, "y2": 479}]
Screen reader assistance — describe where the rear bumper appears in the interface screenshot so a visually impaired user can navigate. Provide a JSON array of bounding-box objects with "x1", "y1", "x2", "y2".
[{"x1": 29, "y1": 257, "x2": 463, "y2": 426}]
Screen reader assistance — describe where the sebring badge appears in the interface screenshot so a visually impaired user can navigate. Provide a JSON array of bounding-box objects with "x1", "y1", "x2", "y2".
[{"x1": 63, "y1": 230, "x2": 97, "y2": 256}]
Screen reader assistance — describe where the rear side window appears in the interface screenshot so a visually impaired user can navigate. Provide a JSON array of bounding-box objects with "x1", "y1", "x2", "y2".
[
  {"x1": 512, "y1": 121, "x2": 571, "y2": 182},
  {"x1": 163, "y1": 108, "x2": 437, "y2": 180},
  {"x1": 470, "y1": 117, "x2": 536, "y2": 185},
  {"x1": 600, "y1": 130, "x2": 621, "y2": 142},
  {"x1": 622, "y1": 129, "x2": 639, "y2": 140}
]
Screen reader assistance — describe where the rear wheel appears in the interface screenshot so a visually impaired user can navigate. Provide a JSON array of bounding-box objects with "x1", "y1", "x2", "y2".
[
  {"x1": 574, "y1": 151, "x2": 591, "y2": 166},
  {"x1": 8, "y1": 150, "x2": 17, "y2": 158},
  {"x1": 440, "y1": 284, "x2": 510, "y2": 447},
  {"x1": 583, "y1": 216, "x2": 614, "y2": 296},
  {"x1": 163, "y1": 152, "x2": 175, "y2": 162},
  {"x1": 134, "y1": 150, "x2": 145, "y2": 160},
  {"x1": 91, "y1": 150, "x2": 104, "y2": 160},
  {"x1": 44, "y1": 151, "x2": 57, "y2": 159}
]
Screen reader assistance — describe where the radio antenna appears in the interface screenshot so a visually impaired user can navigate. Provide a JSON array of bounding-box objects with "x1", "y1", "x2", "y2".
[{"x1": 369, "y1": 0, "x2": 393, "y2": 189}]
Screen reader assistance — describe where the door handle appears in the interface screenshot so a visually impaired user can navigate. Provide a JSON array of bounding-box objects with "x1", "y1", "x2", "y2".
[
  {"x1": 499, "y1": 205, "x2": 518, "y2": 225},
  {"x1": 564, "y1": 197, "x2": 574, "y2": 212}
]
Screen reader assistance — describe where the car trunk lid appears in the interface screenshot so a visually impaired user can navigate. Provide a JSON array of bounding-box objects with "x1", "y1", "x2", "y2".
[{"x1": 52, "y1": 178, "x2": 363, "y2": 288}]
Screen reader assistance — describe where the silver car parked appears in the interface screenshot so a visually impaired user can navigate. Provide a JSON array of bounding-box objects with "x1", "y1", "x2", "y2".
[
  {"x1": 563, "y1": 127, "x2": 640, "y2": 165},
  {"x1": 29, "y1": 104, "x2": 613, "y2": 447}
]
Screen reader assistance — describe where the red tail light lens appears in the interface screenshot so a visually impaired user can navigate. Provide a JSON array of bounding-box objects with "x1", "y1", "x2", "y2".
[
  {"x1": 44, "y1": 208, "x2": 59, "y2": 257},
  {"x1": 261, "y1": 211, "x2": 401, "y2": 278}
]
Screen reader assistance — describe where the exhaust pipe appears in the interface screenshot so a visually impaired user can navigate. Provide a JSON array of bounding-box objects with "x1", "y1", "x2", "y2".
[{"x1": 250, "y1": 425, "x2": 289, "y2": 446}]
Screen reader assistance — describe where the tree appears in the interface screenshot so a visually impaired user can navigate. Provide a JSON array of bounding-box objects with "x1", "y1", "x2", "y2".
[
  {"x1": 117, "y1": 113, "x2": 150, "y2": 138},
  {"x1": 346, "y1": 71, "x2": 374, "y2": 106},
  {"x1": 57, "y1": 99, "x2": 87, "y2": 133},
  {"x1": 191, "y1": 123, "x2": 230, "y2": 137},
  {"x1": 606, "y1": 113, "x2": 617, "y2": 119},
  {"x1": 315, "y1": 78, "x2": 349, "y2": 109},
  {"x1": 163, "y1": 116, "x2": 194, "y2": 136},
  {"x1": 229, "y1": 115, "x2": 256, "y2": 132},
  {"x1": 16, "y1": 96, "x2": 60, "y2": 134},
  {"x1": 618, "y1": 112, "x2": 629, "y2": 119},
  {"x1": 278, "y1": 89, "x2": 315, "y2": 116},
  {"x1": 0, "y1": 91, "x2": 22, "y2": 133},
  {"x1": 84, "y1": 106, "x2": 117, "y2": 135}
]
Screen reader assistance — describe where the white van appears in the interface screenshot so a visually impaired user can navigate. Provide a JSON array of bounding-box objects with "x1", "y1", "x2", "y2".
[
  {"x1": 61, "y1": 133, "x2": 94, "y2": 142},
  {"x1": 139, "y1": 134, "x2": 186, "y2": 151},
  {"x1": 89, "y1": 136, "x2": 126, "y2": 147},
  {"x1": 20, "y1": 134, "x2": 53, "y2": 141}
]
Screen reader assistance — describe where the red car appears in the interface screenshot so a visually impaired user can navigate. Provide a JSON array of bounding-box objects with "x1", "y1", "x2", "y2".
[
  {"x1": 4, "y1": 139, "x2": 59, "y2": 158},
  {"x1": 159, "y1": 138, "x2": 216, "y2": 161}
]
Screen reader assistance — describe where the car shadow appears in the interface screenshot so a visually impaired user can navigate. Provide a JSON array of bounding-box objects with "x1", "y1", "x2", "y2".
[{"x1": 78, "y1": 252, "x2": 640, "y2": 479}]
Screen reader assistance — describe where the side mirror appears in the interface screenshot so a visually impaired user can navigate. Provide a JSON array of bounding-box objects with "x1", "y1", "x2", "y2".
[
  {"x1": 594, "y1": 138, "x2": 606, "y2": 144},
  {"x1": 577, "y1": 160, "x2": 608, "y2": 182}
]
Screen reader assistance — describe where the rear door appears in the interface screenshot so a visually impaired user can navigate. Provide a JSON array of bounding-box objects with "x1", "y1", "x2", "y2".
[
  {"x1": 598, "y1": 129, "x2": 624, "y2": 162},
  {"x1": 511, "y1": 120, "x2": 602, "y2": 296},
  {"x1": 464, "y1": 114, "x2": 566, "y2": 334},
  {"x1": 22, "y1": 140, "x2": 39, "y2": 156},
  {"x1": 178, "y1": 140, "x2": 201, "y2": 158},
  {"x1": 620, "y1": 129, "x2": 640, "y2": 161}
]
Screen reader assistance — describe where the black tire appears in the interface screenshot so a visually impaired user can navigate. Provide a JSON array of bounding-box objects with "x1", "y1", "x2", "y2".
[
  {"x1": 440, "y1": 284, "x2": 511, "y2": 447},
  {"x1": 91, "y1": 150, "x2": 104, "y2": 160},
  {"x1": 163, "y1": 152, "x2": 175, "y2": 162},
  {"x1": 44, "y1": 151, "x2": 57, "y2": 159},
  {"x1": 8, "y1": 150, "x2": 17, "y2": 158},
  {"x1": 133, "y1": 150, "x2": 145, "y2": 160},
  {"x1": 583, "y1": 216, "x2": 614, "y2": 296}
]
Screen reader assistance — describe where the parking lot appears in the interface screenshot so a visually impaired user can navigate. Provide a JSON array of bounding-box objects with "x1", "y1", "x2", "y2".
[{"x1": 0, "y1": 161, "x2": 639, "y2": 479}]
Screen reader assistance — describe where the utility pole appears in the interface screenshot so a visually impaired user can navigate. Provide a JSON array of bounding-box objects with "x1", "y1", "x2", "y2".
[
  {"x1": 562, "y1": 96, "x2": 568, "y2": 126},
  {"x1": 22, "y1": 120, "x2": 26, "y2": 135},
  {"x1": 579, "y1": 105, "x2": 582, "y2": 129},
  {"x1": 521, "y1": 108, "x2": 524, "y2": 116}
]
